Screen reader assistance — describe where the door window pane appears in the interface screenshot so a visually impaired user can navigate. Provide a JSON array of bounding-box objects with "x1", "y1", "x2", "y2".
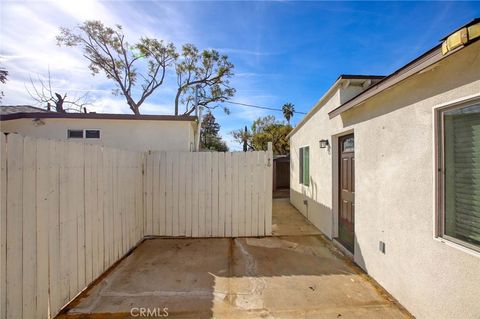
[{"x1": 342, "y1": 137, "x2": 354, "y2": 152}]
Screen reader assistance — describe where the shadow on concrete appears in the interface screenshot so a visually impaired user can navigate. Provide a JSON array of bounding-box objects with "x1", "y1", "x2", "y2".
[{"x1": 57, "y1": 202, "x2": 411, "y2": 319}]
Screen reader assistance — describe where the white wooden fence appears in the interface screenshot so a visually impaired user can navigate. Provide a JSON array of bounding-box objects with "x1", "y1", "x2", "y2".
[
  {"x1": 0, "y1": 134, "x2": 144, "y2": 319},
  {"x1": 143, "y1": 149, "x2": 273, "y2": 238},
  {"x1": 0, "y1": 134, "x2": 272, "y2": 319}
]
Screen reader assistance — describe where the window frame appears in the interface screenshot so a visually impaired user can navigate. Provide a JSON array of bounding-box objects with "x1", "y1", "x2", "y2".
[
  {"x1": 85, "y1": 129, "x2": 101, "y2": 139},
  {"x1": 67, "y1": 129, "x2": 83, "y2": 139},
  {"x1": 299, "y1": 146, "x2": 310, "y2": 187},
  {"x1": 435, "y1": 97, "x2": 480, "y2": 253}
]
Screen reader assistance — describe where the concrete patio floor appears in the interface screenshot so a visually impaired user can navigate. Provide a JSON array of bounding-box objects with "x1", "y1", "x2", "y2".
[{"x1": 57, "y1": 200, "x2": 411, "y2": 319}]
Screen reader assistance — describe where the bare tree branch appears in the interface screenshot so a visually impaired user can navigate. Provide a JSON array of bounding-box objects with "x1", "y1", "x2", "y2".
[{"x1": 26, "y1": 71, "x2": 91, "y2": 112}]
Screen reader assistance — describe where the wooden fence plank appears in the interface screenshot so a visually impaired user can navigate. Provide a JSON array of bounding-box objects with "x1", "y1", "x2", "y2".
[
  {"x1": 84, "y1": 144, "x2": 93, "y2": 288},
  {"x1": 198, "y1": 153, "x2": 206, "y2": 237},
  {"x1": 238, "y1": 152, "x2": 246, "y2": 237},
  {"x1": 22, "y1": 137, "x2": 36, "y2": 318},
  {"x1": 152, "y1": 152, "x2": 160, "y2": 235},
  {"x1": 251, "y1": 152, "x2": 259, "y2": 237},
  {"x1": 178, "y1": 152, "x2": 186, "y2": 236},
  {"x1": 224, "y1": 153, "x2": 232, "y2": 237},
  {"x1": 185, "y1": 152, "x2": 192, "y2": 237},
  {"x1": 92, "y1": 146, "x2": 101, "y2": 279},
  {"x1": 75, "y1": 142, "x2": 86, "y2": 290},
  {"x1": 158, "y1": 152, "x2": 166, "y2": 236},
  {"x1": 165, "y1": 152, "x2": 173, "y2": 236},
  {"x1": 172, "y1": 152, "x2": 180, "y2": 236},
  {"x1": 258, "y1": 152, "x2": 266, "y2": 236},
  {"x1": 145, "y1": 152, "x2": 153, "y2": 236},
  {"x1": 205, "y1": 152, "x2": 212, "y2": 237},
  {"x1": 0, "y1": 134, "x2": 6, "y2": 319},
  {"x1": 48, "y1": 140, "x2": 61, "y2": 316},
  {"x1": 191, "y1": 152, "x2": 199, "y2": 237},
  {"x1": 6, "y1": 134, "x2": 23, "y2": 319},
  {"x1": 265, "y1": 144, "x2": 273, "y2": 235},
  {"x1": 58, "y1": 141, "x2": 70, "y2": 305},
  {"x1": 211, "y1": 153, "x2": 219, "y2": 237},
  {"x1": 217, "y1": 153, "x2": 225, "y2": 237},
  {"x1": 245, "y1": 153, "x2": 253, "y2": 237},
  {"x1": 232, "y1": 153, "x2": 239, "y2": 237},
  {"x1": 35, "y1": 138, "x2": 49, "y2": 319}
]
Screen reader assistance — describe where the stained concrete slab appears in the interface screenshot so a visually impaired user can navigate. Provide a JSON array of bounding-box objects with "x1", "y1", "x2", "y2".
[
  {"x1": 272, "y1": 198, "x2": 322, "y2": 236},
  {"x1": 59, "y1": 236, "x2": 410, "y2": 319}
]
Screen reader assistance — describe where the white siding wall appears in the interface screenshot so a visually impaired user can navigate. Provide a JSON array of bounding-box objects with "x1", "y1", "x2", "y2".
[{"x1": 0, "y1": 118, "x2": 196, "y2": 152}]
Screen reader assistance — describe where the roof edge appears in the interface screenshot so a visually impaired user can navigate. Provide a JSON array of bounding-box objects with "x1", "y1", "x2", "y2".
[
  {"x1": 0, "y1": 112, "x2": 197, "y2": 122},
  {"x1": 287, "y1": 75, "x2": 385, "y2": 139}
]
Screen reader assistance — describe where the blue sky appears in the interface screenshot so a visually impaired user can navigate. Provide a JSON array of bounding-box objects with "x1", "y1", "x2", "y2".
[{"x1": 2, "y1": 1, "x2": 479, "y2": 149}]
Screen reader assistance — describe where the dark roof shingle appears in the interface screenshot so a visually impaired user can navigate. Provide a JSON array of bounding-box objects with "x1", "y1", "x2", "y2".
[{"x1": 0, "y1": 105, "x2": 51, "y2": 115}]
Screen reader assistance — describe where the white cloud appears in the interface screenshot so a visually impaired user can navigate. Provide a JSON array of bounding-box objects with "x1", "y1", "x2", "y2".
[{"x1": 0, "y1": 0, "x2": 188, "y2": 115}]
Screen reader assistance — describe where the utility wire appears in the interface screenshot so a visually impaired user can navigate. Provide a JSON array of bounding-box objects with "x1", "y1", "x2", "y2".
[{"x1": 224, "y1": 100, "x2": 307, "y2": 114}]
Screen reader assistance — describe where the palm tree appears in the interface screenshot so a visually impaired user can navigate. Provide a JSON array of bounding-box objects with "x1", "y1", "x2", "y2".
[{"x1": 282, "y1": 102, "x2": 295, "y2": 125}]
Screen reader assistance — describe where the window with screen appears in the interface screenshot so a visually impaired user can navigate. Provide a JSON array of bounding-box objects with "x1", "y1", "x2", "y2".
[
  {"x1": 438, "y1": 101, "x2": 480, "y2": 251},
  {"x1": 85, "y1": 130, "x2": 100, "y2": 138}
]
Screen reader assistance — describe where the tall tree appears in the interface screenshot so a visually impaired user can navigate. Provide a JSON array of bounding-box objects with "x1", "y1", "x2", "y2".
[
  {"x1": 282, "y1": 102, "x2": 295, "y2": 125},
  {"x1": 200, "y1": 111, "x2": 229, "y2": 152},
  {"x1": 0, "y1": 67, "x2": 7, "y2": 103},
  {"x1": 175, "y1": 44, "x2": 235, "y2": 115},
  {"x1": 57, "y1": 20, "x2": 177, "y2": 115},
  {"x1": 231, "y1": 115, "x2": 292, "y2": 155}
]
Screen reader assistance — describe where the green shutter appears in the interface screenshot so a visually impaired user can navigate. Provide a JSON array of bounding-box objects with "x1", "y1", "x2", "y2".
[
  {"x1": 444, "y1": 104, "x2": 480, "y2": 247},
  {"x1": 303, "y1": 147, "x2": 309, "y2": 186}
]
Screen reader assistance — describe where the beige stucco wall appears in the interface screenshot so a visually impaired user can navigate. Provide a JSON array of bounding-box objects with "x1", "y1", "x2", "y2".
[
  {"x1": 0, "y1": 117, "x2": 196, "y2": 152},
  {"x1": 290, "y1": 40, "x2": 480, "y2": 319}
]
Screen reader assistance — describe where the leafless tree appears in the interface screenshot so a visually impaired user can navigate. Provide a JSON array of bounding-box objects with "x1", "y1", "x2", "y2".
[
  {"x1": 26, "y1": 70, "x2": 90, "y2": 112},
  {"x1": 0, "y1": 66, "x2": 8, "y2": 103}
]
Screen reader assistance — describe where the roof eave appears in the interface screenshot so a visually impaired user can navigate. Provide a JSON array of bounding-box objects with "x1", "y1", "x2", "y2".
[{"x1": 0, "y1": 112, "x2": 197, "y2": 122}]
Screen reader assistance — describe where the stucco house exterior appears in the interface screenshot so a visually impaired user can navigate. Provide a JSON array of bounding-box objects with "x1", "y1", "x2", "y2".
[
  {"x1": 288, "y1": 20, "x2": 480, "y2": 318},
  {"x1": 0, "y1": 105, "x2": 198, "y2": 152}
]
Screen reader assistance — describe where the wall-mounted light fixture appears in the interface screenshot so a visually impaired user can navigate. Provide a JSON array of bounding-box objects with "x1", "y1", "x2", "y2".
[
  {"x1": 319, "y1": 139, "x2": 329, "y2": 148},
  {"x1": 32, "y1": 118, "x2": 45, "y2": 126}
]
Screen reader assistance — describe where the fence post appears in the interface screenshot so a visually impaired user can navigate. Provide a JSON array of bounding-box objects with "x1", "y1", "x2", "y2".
[{"x1": 265, "y1": 142, "x2": 273, "y2": 235}]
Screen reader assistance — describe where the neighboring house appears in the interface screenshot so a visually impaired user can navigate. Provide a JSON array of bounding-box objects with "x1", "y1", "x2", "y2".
[
  {"x1": 288, "y1": 19, "x2": 480, "y2": 319},
  {"x1": 0, "y1": 105, "x2": 198, "y2": 152}
]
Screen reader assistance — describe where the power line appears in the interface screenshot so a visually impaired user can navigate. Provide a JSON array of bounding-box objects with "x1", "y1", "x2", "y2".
[{"x1": 224, "y1": 100, "x2": 307, "y2": 114}]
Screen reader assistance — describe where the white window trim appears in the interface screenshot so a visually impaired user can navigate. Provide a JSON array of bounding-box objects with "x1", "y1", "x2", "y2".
[{"x1": 433, "y1": 93, "x2": 480, "y2": 256}]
